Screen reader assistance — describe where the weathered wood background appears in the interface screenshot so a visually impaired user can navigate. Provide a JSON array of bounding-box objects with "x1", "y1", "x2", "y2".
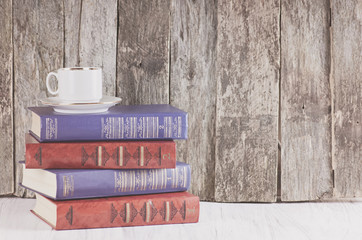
[{"x1": 0, "y1": 0, "x2": 360, "y2": 202}]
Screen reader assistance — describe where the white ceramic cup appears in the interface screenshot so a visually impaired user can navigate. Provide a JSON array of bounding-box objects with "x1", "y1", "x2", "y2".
[{"x1": 46, "y1": 67, "x2": 102, "y2": 103}]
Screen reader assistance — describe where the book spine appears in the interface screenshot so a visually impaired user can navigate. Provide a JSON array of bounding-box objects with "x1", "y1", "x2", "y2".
[
  {"x1": 39, "y1": 113, "x2": 187, "y2": 141},
  {"x1": 55, "y1": 163, "x2": 191, "y2": 200},
  {"x1": 25, "y1": 141, "x2": 176, "y2": 169},
  {"x1": 55, "y1": 193, "x2": 199, "y2": 230}
]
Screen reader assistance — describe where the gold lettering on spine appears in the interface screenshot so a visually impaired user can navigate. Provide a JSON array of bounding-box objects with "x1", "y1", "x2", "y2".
[
  {"x1": 128, "y1": 171, "x2": 131, "y2": 192},
  {"x1": 128, "y1": 173, "x2": 133, "y2": 191},
  {"x1": 62, "y1": 175, "x2": 74, "y2": 197},
  {"x1": 163, "y1": 169, "x2": 166, "y2": 189},
  {"x1": 187, "y1": 208, "x2": 196, "y2": 214},
  {"x1": 125, "y1": 172, "x2": 128, "y2": 192},
  {"x1": 171, "y1": 169, "x2": 173, "y2": 188},
  {"x1": 112, "y1": 117, "x2": 115, "y2": 138},
  {"x1": 161, "y1": 170, "x2": 164, "y2": 189},
  {"x1": 121, "y1": 173, "x2": 124, "y2": 192},
  {"x1": 131, "y1": 171, "x2": 135, "y2": 192},
  {"x1": 140, "y1": 170, "x2": 143, "y2": 191},
  {"x1": 121, "y1": 117, "x2": 124, "y2": 138},
  {"x1": 70, "y1": 176, "x2": 74, "y2": 196},
  {"x1": 166, "y1": 202, "x2": 170, "y2": 222},
  {"x1": 175, "y1": 168, "x2": 179, "y2": 188},
  {"x1": 152, "y1": 117, "x2": 155, "y2": 138},
  {"x1": 98, "y1": 146, "x2": 102, "y2": 166},
  {"x1": 140, "y1": 170, "x2": 144, "y2": 191},
  {"x1": 120, "y1": 172, "x2": 123, "y2": 192},
  {"x1": 114, "y1": 172, "x2": 116, "y2": 191},
  {"x1": 152, "y1": 170, "x2": 155, "y2": 190},
  {"x1": 165, "y1": 117, "x2": 168, "y2": 138},
  {"x1": 119, "y1": 146, "x2": 123, "y2": 166},
  {"x1": 126, "y1": 203, "x2": 130, "y2": 223},
  {"x1": 63, "y1": 176, "x2": 67, "y2": 197},
  {"x1": 172, "y1": 169, "x2": 175, "y2": 188},
  {"x1": 170, "y1": 117, "x2": 173, "y2": 137},
  {"x1": 161, "y1": 169, "x2": 164, "y2": 190},
  {"x1": 142, "y1": 170, "x2": 145, "y2": 191},
  {"x1": 144, "y1": 170, "x2": 147, "y2": 191},
  {"x1": 122, "y1": 172, "x2": 126, "y2": 192},
  {"x1": 161, "y1": 170, "x2": 164, "y2": 190},
  {"x1": 117, "y1": 117, "x2": 121, "y2": 138},
  {"x1": 134, "y1": 171, "x2": 136, "y2": 191},
  {"x1": 155, "y1": 170, "x2": 158, "y2": 190},
  {"x1": 140, "y1": 146, "x2": 144, "y2": 166},
  {"x1": 146, "y1": 202, "x2": 150, "y2": 222},
  {"x1": 178, "y1": 116, "x2": 182, "y2": 137},
  {"x1": 164, "y1": 169, "x2": 167, "y2": 189},
  {"x1": 143, "y1": 117, "x2": 145, "y2": 138}
]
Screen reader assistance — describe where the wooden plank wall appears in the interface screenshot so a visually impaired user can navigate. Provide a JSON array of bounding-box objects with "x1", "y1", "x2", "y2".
[
  {"x1": 0, "y1": 0, "x2": 13, "y2": 195},
  {"x1": 170, "y1": 0, "x2": 217, "y2": 201},
  {"x1": 1, "y1": 0, "x2": 361, "y2": 202},
  {"x1": 332, "y1": 0, "x2": 362, "y2": 198},
  {"x1": 64, "y1": 0, "x2": 117, "y2": 97},
  {"x1": 214, "y1": 0, "x2": 280, "y2": 202},
  {"x1": 280, "y1": 0, "x2": 333, "y2": 201},
  {"x1": 13, "y1": 0, "x2": 64, "y2": 197},
  {"x1": 117, "y1": 0, "x2": 170, "y2": 105}
]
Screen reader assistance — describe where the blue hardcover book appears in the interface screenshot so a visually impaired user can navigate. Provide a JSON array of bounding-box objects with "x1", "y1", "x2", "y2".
[
  {"x1": 29, "y1": 104, "x2": 187, "y2": 142},
  {"x1": 21, "y1": 162, "x2": 191, "y2": 200}
]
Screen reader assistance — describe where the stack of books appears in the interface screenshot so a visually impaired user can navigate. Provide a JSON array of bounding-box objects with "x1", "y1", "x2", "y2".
[{"x1": 20, "y1": 104, "x2": 199, "y2": 230}]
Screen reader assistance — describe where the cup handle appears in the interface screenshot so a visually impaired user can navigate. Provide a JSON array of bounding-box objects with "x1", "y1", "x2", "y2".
[{"x1": 46, "y1": 72, "x2": 59, "y2": 95}]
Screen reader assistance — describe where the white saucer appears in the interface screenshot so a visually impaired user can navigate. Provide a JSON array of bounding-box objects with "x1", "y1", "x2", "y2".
[{"x1": 40, "y1": 96, "x2": 122, "y2": 114}]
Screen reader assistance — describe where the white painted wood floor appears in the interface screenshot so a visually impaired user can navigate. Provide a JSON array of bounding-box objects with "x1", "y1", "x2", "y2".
[{"x1": 1, "y1": 197, "x2": 362, "y2": 240}]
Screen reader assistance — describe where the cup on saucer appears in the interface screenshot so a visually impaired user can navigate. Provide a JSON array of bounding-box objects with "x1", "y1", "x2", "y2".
[
  {"x1": 46, "y1": 67, "x2": 103, "y2": 103},
  {"x1": 43, "y1": 67, "x2": 122, "y2": 114}
]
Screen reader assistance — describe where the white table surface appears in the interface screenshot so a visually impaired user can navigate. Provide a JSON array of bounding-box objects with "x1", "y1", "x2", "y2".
[{"x1": 1, "y1": 197, "x2": 362, "y2": 240}]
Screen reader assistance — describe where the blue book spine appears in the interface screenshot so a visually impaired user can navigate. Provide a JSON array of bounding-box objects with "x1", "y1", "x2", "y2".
[
  {"x1": 53, "y1": 162, "x2": 190, "y2": 200},
  {"x1": 29, "y1": 105, "x2": 188, "y2": 141}
]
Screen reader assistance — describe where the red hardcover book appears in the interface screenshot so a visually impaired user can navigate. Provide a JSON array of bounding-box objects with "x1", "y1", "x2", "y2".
[
  {"x1": 31, "y1": 192, "x2": 199, "y2": 230},
  {"x1": 25, "y1": 134, "x2": 176, "y2": 169}
]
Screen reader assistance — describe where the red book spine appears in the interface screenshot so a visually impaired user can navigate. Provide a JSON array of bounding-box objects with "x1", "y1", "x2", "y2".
[
  {"x1": 48, "y1": 192, "x2": 198, "y2": 230},
  {"x1": 25, "y1": 134, "x2": 176, "y2": 169}
]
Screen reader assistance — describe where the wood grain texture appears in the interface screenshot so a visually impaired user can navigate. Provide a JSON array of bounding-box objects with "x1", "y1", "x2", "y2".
[
  {"x1": 332, "y1": 0, "x2": 362, "y2": 198},
  {"x1": 64, "y1": 0, "x2": 81, "y2": 67},
  {"x1": 64, "y1": 0, "x2": 117, "y2": 96},
  {"x1": 170, "y1": 0, "x2": 217, "y2": 201},
  {"x1": 0, "y1": 0, "x2": 13, "y2": 195},
  {"x1": 116, "y1": 0, "x2": 170, "y2": 104},
  {"x1": 13, "y1": 0, "x2": 64, "y2": 197},
  {"x1": 215, "y1": 0, "x2": 280, "y2": 202},
  {"x1": 281, "y1": 0, "x2": 333, "y2": 201}
]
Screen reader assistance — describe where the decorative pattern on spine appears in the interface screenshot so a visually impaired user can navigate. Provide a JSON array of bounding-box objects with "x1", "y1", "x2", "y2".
[
  {"x1": 119, "y1": 203, "x2": 138, "y2": 223},
  {"x1": 34, "y1": 147, "x2": 42, "y2": 166},
  {"x1": 65, "y1": 206, "x2": 73, "y2": 225},
  {"x1": 81, "y1": 146, "x2": 110, "y2": 166},
  {"x1": 44, "y1": 192, "x2": 199, "y2": 230},
  {"x1": 139, "y1": 201, "x2": 158, "y2": 223},
  {"x1": 110, "y1": 204, "x2": 118, "y2": 223},
  {"x1": 25, "y1": 134, "x2": 176, "y2": 169}
]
